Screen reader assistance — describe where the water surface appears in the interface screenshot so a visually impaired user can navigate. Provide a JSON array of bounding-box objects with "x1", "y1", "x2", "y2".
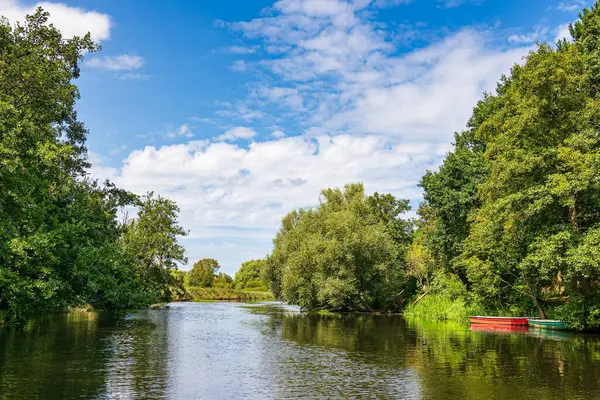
[{"x1": 1, "y1": 302, "x2": 599, "y2": 399}]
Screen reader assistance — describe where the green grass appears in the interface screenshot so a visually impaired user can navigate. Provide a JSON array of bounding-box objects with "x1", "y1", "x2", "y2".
[
  {"x1": 185, "y1": 287, "x2": 274, "y2": 302},
  {"x1": 404, "y1": 293, "x2": 484, "y2": 323}
]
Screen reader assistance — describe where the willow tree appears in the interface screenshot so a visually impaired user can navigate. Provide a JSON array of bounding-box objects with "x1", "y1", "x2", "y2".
[
  {"x1": 265, "y1": 183, "x2": 410, "y2": 312},
  {"x1": 234, "y1": 260, "x2": 268, "y2": 291}
]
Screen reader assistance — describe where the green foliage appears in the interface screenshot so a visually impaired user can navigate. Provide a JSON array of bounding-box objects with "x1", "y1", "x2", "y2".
[
  {"x1": 0, "y1": 9, "x2": 189, "y2": 324},
  {"x1": 0, "y1": 10, "x2": 141, "y2": 323},
  {"x1": 186, "y1": 258, "x2": 220, "y2": 287},
  {"x1": 169, "y1": 270, "x2": 189, "y2": 301},
  {"x1": 122, "y1": 192, "x2": 188, "y2": 302},
  {"x1": 410, "y1": 1, "x2": 600, "y2": 330},
  {"x1": 186, "y1": 287, "x2": 273, "y2": 301},
  {"x1": 233, "y1": 260, "x2": 269, "y2": 291},
  {"x1": 213, "y1": 272, "x2": 233, "y2": 289},
  {"x1": 404, "y1": 294, "x2": 476, "y2": 323},
  {"x1": 265, "y1": 183, "x2": 411, "y2": 312},
  {"x1": 405, "y1": 272, "x2": 484, "y2": 322}
]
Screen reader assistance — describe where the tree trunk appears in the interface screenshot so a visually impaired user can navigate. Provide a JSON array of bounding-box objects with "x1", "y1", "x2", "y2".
[
  {"x1": 569, "y1": 202, "x2": 578, "y2": 233},
  {"x1": 413, "y1": 291, "x2": 427, "y2": 306},
  {"x1": 522, "y1": 271, "x2": 546, "y2": 319},
  {"x1": 532, "y1": 294, "x2": 547, "y2": 319}
]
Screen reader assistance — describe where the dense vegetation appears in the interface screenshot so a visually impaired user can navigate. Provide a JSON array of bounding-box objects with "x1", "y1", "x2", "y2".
[
  {"x1": 3, "y1": 3, "x2": 600, "y2": 331},
  {"x1": 0, "y1": 10, "x2": 188, "y2": 324},
  {"x1": 262, "y1": 3, "x2": 600, "y2": 330},
  {"x1": 407, "y1": 4, "x2": 600, "y2": 330},
  {"x1": 180, "y1": 258, "x2": 271, "y2": 301},
  {"x1": 233, "y1": 260, "x2": 269, "y2": 291},
  {"x1": 262, "y1": 183, "x2": 412, "y2": 312}
]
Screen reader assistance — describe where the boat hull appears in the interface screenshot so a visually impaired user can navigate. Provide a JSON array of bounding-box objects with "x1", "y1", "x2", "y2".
[
  {"x1": 528, "y1": 319, "x2": 569, "y2": 330},
  {"x1": 469, "y1": 316, "x2": 529, "y2": 326}
]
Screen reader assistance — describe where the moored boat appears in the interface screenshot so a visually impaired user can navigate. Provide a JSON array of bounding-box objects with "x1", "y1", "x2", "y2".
[
  {"x1": 469, "y1": 316, "x2": 529, "y2": 326},
  {"x1": 528, "y1": 319, "x2": 569, "y2": 330}
]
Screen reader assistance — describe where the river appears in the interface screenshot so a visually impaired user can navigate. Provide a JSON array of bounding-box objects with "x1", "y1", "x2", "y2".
[{"x1": 0, "y1": 302, "x2": 599, "y2": 399}]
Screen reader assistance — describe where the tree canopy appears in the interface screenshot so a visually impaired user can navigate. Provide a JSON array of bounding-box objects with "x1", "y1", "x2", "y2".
[
  {"x1": 0, "y1": 9, "x2": 188, "y2": 324},
  {"x1": 410, "y1": 1, "x2": 600, "y2": 329},
  {"x1": 187, "y1": 259, "x2": 221, "y2": 287},
  {"x1": 233, "y1": 260, "x2": 268, "y2": 291},
  {"x1": 263, "y1": 183, "x2": 411, "y2": 312}
]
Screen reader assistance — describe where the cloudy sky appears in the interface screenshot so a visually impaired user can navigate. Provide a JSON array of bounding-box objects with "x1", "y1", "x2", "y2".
[{"x1": 0, "y1": 0, "x2": 589, "y2": 275}]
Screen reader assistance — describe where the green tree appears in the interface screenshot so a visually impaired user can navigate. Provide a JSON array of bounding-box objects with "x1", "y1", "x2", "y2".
[
  {"x1": 234, "y1": 260, "x2": 268, "y2": 291},
  {"x1": 266, "y1": 183, "x2": 409, "y2": 312},
  {"x1": 213, "y1": 272, "x2": 233, "y2": 289},
  {"x1": 417, "y1": 86, "x2": 510, "y2": 279},
  {"x1": 186, "y1": 258, "x2": 220, "y2": 287},
  {"x1": 122, "y1": 192, "x2": 188, "y2": 302},
  {"x1": 0, "y1": 9, "x2": 150, "y2": 322},
  {"x1": 408, "y1": 1, "x2": 600, "y2": 329}
]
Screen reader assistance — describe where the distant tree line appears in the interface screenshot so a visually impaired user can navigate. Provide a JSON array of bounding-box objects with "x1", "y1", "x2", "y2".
[{"x1": 183, "y1": 258, "x2": 268, "y2": 292}]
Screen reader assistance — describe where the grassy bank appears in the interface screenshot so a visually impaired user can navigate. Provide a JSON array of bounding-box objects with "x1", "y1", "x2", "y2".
[
  {"x1": 403, "y1": 293, "x2": 484, "y2": 323},
  {"x1": 185, "y1": 287, "x2": 274, "y2": 302}
]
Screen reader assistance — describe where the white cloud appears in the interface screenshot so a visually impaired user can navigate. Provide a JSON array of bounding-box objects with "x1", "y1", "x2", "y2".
[
  {"x1": 223, "y1": 45, "x2": 259, "y2": 54},
  {"x1": 0, "y1": 0, "x2": 111, "y2": 41},
  {"x1": 230, "y1": 60, "x2": 248, "y2": 72},
  {"x1": 272, "y1": 129, "x2": 286, "y2": 138},
  {"x1": 167, "y1": 124, "x2": 195, "y2": 139},
  {"x1": 555, "y1": 23, "x2": 573, "y2": 42},
  {"x1": 92, "y1": 0, "x2": 532, "y2": 272},
  {"x1": 214, "y1": 126, "x2": 257, "y2": 142},
  {"x1": 508, "y1": 25, "x2": 549, "y2": 44},
  {"x1": 85, "y1": 54, "x2": 144, "y2": 71},
  {"x1": 557, "y1": 1, "x2": 586, "y2": 12},
  {"x1": 90, "y1": 135, "x2": 447, "y2": 270},
  {"x1": 224, "y1": 0, "x2": 529, "y2": 144}
]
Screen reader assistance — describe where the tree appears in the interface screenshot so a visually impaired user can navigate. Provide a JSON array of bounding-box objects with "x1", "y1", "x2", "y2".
[
  {"x1": 213, "y1": 273, "x2": 233, "y2": 289},
  {"x1": 187, "y1": 258, "x2": 220, "y2": 287},
  {"x1": 122, "y1": 192, "x2": 188, "y2": 301},
  {"x1": 462, "y1": 41, "x2": 599, "y2": 317},
  {"x1": 417, "y1": 86, "x2": 509, "y2": 280},
  {"x1": 0, "y1": 9, "x2": 153, "y2": 323},
  {"x1": 265, "y1": 183, "x2": 409, "y2": 312},
  {"x1": 234, "y1": 260, "x2": 269, "y2": 291},
  {"x1": 406, "y1": 1, "x2": 600, "y2": 329}
]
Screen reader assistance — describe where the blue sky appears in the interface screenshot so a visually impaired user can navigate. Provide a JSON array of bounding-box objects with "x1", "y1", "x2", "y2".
[{"x1": 0, "y1": 0, "x2": 591, "y2": 275}]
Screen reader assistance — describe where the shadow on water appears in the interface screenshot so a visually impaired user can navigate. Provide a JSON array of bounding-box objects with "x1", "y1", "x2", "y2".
[{"x1": 0, "y1": 302, "x2": 599, "y2": 399}]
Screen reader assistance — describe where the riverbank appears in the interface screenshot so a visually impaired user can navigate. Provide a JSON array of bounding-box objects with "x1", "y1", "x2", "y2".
[
  {"x1": 184, "y1": 287, "x2": 273, "y2": 302},
  {"x1": 403, "y1": 293, "x2": 483, "y2": 323}
]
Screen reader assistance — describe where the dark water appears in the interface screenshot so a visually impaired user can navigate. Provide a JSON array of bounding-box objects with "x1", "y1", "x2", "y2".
[{"x1": 1, "y1": 303, "x2": 600, "y2": 399}]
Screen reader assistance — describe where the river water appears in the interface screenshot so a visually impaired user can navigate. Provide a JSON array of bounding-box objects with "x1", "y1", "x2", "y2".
[{"x1": 0, "y1": 302, "x2": 599, "y2": 399}]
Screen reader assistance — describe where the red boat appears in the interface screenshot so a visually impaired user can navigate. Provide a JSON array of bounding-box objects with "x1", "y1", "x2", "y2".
[{"x1": 469, "y1": 316, "x2": 529, "y2": 326}]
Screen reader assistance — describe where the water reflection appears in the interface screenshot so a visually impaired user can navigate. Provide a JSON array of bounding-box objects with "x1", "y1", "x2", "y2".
[
  {"x1": 0, "y1": 303, "x2": 599, "y2": 399},
  {"x1": 103, "y1": 310, "x2": 168, "y2": 398}
]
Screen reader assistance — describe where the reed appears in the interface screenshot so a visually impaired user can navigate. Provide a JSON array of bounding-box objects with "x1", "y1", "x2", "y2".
[{"x1": 404, "y1": 293, "x2": 484, "y2": 323}]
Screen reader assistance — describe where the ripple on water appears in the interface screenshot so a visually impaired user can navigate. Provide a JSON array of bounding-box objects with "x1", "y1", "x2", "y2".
[{"x1": 0, "y1": 302, "x2": 599, "y2": 399}]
